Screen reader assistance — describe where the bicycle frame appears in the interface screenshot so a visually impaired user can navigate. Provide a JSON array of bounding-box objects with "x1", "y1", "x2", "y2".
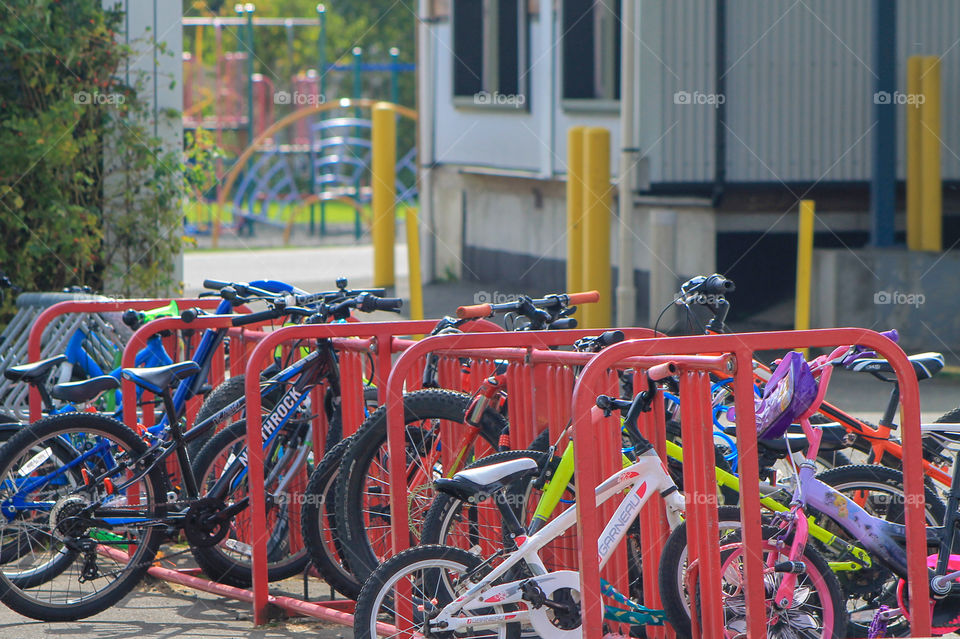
[
  {"x1": 774, "y1": 356, "x2": 960, "y2": 611},
  {"x1": 2, "y1": 338, "x2": 336, "y2": 533},
  {"x1": 752, "y1": 359, "x2": 954, "y2": 488},
  {"x1": 427, "y1": 448, "x2": 685, "y2": 634}
]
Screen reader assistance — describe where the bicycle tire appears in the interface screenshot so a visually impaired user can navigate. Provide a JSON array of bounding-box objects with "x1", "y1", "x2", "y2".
[
  {"x1": 189, "y1": 374, "x2": 287, "y2": 461},
  {"x1": 190, "y1": 419, "x2": 311, "y2": 586},
  {"x1": 334, "y1": 389, "x2": 506, "y2": 585},
  {"x1": 353, "y1": 544, "x2": 520, "y2": 639},
  {"x1": 300, "y1": 435, "x2": 360, "y2": 599},
  {"x1": 0, "y1": 427, "x2": 83, "y2": 576},
  {"x1": 810, "y1": 463, "x2": 946, "y2": 637},
  {"x1": 658, "y1": 505, "x2": 846, "y2": 639},
  {"x1": 0, "y1": 412, "x2": 166, "y2": 621}
]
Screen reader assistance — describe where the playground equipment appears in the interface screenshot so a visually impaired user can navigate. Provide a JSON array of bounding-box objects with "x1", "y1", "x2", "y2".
[
  {"x1": 182, "y1": 4, "x2": 415, "y2": 240},
  {"x1": 213, "y1": 99, "x2": 416, "y2": 242}
]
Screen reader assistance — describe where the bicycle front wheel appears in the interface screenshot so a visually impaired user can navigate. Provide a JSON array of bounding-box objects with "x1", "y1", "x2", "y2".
[
  {"x1": 353, "y1": 544, "x2": 520, "y2": 639},
  {"x1": 658, "y1": 505, "x2": 846, "y2": 639},
  {"x1": 0, "y1": 412, "x2": 166, "y2": 621}
]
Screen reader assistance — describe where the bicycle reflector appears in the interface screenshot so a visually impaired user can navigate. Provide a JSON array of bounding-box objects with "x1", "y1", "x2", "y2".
[{"x1": 755, "y1": 351, "x2": 818, "y2": 440}]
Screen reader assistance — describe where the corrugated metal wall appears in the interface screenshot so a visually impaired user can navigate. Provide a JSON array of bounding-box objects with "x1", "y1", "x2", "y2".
[
  {"x1": 427, "y1": 0, "x2": 959, "y2": 184},
  {"x1": 649, "y1": 0, "x2": 717, "y2": 183},
  {"x1": 724, "y1": 0, "x2": 873, "y2": 182},
  {"x1": 899, "y1": 0, "x2": 960, "y2": 180},
  {"x1": 649, "y1": 0, "x2": 960, "y2": 183}
]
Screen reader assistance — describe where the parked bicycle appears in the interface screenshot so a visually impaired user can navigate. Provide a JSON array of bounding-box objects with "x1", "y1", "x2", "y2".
[{"x1": 0, "y1": 288, "x2": 398, "y2": 620}]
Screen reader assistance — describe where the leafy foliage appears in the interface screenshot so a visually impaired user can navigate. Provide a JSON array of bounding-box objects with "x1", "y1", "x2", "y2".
[{"x1": 0, "y1": 0, "x2": 203, "y2": 318}]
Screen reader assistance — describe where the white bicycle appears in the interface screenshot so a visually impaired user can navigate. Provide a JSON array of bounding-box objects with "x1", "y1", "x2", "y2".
[{"x1": 352, "y1": 365, "x2": 846, "y2": 639}]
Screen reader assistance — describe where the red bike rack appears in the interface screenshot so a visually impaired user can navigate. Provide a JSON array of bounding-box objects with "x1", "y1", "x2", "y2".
[
  {"x1": 26, "y1": 298, "x2": 226, "y2": 421},
  {"x1": 238, "y1": 318, "x2": 507, "y2": 625},
  {"x1": 572, "y1": 329, "x2": 931, "y2": 639}
]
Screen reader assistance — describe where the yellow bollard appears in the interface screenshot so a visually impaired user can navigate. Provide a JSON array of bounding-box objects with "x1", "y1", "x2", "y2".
[
  {"x1": 795, "y1": 200, "x2": 815, "y2": 357},
  {"x1": 581, "y1": 127, "x2": 612, "y2": 329},
  {"x1": 906, "y1": 56, "x2": 922, "y2": 250},
  {"x1": 372, "y1": 103, "x2": 396, "y2": 287},
  {"x1": 566, "y1": 127, "x2": 586, "y2": 298},
  {"x1": 405, "y1": 206, "x2": 424, "y2": 322},
  {"x1": 919, "y1": 56, "x2": 942, "y2": 252}
]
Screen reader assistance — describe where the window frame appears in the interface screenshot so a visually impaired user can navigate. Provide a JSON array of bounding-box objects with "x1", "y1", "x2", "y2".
[
  {"x1": 451, "y1": 0, "x2": 530, "y2": 112},
  {"x1": 560, "y1": 0, "x2": 621, "y2": 110}
]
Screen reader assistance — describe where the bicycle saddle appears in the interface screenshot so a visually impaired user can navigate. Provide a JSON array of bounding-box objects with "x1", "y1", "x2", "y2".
[
  {"x1": 4, "y1": 354, "x2": 66, "y2": 383},
  {"x1": 434, "y1": 457, "x2": 539, "y2": 502},
  {"x1": 121, "y1": 361, "x2": 200, "y2": 394},
  {"x1": 52, "y1": 375, "x2": 120, "y2": 404},
  {"x1": 847, "y1": 352, "x2": 944, "y2": 381}
]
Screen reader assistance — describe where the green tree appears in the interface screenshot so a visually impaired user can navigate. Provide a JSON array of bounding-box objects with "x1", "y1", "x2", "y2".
[{"x1": 0, "y1": 0, "x2": 191, "y2": 318}]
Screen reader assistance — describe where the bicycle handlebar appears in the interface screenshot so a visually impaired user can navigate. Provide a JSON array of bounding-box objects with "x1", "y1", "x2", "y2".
[
  {"x1": 231, "y1": 308, "x2": 282, "y2": 327},
  {"x1": 455, "y1": 290, "x2": 600, "y2": 319},
  {"x1": 677, "y1": 274, "x2": 735, "y2": 304}
]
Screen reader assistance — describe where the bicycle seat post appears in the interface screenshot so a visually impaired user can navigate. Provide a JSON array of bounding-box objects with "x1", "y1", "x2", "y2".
[{"x1": 159, "y1": 387, "x2": 199, "y2": 497}]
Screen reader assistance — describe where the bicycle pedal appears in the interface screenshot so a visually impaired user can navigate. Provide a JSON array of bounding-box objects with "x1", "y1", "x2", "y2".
[{"x1": 773, "y1": 560, "x2": 806, "y2": 573}]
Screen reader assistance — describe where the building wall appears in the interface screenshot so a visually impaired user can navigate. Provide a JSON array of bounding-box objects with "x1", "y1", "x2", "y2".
[
  {"x1": 426, "y1": 0, "x2": 960, "y2": 184},
  {"x1": 431, "y1": 166, "x2": 716, "y2": 320},
  {"x1": 422, "y1": 1, "x2": 960, "y2": 320},
  {"x1": 102, "y1": 0, "x2": 184, "y2": 291}
]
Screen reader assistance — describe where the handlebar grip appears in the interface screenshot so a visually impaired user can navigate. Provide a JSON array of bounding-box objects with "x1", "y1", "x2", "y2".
[
  {"x1": 598, "y1": 330, "x2": 625, "y2": 347},
  {"x1": 646, "y1": 361, "x2": 678, "y2": 381},
  {"x1": 121, "y1": 309, "x2": 141, "y2": 329},
  {"x1": 456, "y1": 303, "x2": 493, "y2": 319},
  {"x1": 880, "y1": 328, "x2": 899, "y2": 343},
  {"x1": 181, "y1": 308, "x2": 199, "y2": 324},
  {"x1": 566, "y1": 290, "x2": 600, "y2": 305},
  {"x1": 231, "y1": 308, "x2": 281, "y2": 327},
  {"x1": 203, "y1": 279, "x2": 230, "y2": 290},
  {"x1": 361, "y1": 295, "x2": 403, "y2": 313},
  {"x1": 547, "y1": 317, "x2": 578, "y2": 330},
  {"x1": 700, "y1": 274, "x2": 735, "y2": 295}
]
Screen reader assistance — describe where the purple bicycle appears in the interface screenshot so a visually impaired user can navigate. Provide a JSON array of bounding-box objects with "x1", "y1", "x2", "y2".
[{"x1": 660, "y1": 343, "x2": 960, "y2": 638}]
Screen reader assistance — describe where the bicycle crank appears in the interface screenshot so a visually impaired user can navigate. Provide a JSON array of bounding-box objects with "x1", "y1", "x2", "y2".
[{"x1": 522, "y1": 570, "x2": 583, "y2": 639}]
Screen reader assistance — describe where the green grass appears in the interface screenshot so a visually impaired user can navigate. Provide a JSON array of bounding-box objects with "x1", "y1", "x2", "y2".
[{"x1": 185, "y1": 200, "x2": 412, "y2": 227}]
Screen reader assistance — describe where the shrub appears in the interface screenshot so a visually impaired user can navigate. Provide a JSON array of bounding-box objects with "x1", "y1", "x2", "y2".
[{"x1": 0, "y1": 0, "x2": 191, "y2": 319}]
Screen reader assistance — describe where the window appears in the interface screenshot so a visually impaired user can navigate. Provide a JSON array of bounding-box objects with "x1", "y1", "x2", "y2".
[
  {"x1": 562, "y1": 0, "x2": 621, "y2": 102},
  {"x1": 453, "y1": 0, "x2": 528, "y2": 108}
]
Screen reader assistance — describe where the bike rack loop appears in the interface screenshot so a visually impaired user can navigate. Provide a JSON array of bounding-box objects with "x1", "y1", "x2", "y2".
[
  {"x1": 572, "y1": 328, "x2": 930, "y2": 639},
  {"x1": 118, "y1": 316, "x2": 503, "y2": 627},
  {"x1": 241, "y1": 319, "x2": 438, "y2": 624},
  {"x1": 383, "y1": 330, "x2": 729, "y2": 638},
  {"x1": 111, "y1": 317, "x2": 468, "y2": 626},
  {"x1": 27, "y1": 298, "x2": 226, "y2": 422}
]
